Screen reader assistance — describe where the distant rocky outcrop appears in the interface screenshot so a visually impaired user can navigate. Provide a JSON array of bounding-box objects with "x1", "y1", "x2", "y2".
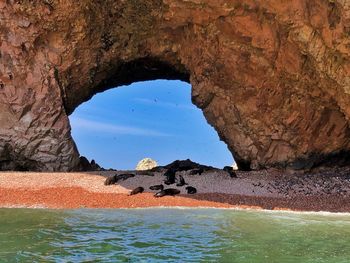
[
  {"x1": 163, "y1": 159, "x2": 216, "y2": 172},
  {"x1": 1, "y1": 1, "x2": 350, "y2": 171},
  {"x1": 136, "y1": 158, "x2": 158, "y2": 171},
  {"x1": 232, "y1": 163, "x2": 238, "y2": 171},
  {"x1": 79, "y1": 156, "x2": 103, "y2": 171}
]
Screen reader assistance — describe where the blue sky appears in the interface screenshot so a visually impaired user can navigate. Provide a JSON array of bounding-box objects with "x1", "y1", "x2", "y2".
[{"x1": 69, "y1": 80, "x2": 234, "y2": 169}]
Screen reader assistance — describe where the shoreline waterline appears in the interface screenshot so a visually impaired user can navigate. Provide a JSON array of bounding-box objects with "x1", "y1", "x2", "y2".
[{"x1": 2, "y1": 205, "x2": 350, "y2": 217}]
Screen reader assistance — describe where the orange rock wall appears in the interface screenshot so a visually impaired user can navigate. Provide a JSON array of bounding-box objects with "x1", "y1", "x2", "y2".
[{"x1": 1, "y1": 0, "x2": 350, "y2": 171}]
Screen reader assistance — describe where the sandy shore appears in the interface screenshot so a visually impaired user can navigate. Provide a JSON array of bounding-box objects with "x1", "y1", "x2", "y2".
[{"x1": 1, "y1": 168, "x2": 350, "y2": 212}]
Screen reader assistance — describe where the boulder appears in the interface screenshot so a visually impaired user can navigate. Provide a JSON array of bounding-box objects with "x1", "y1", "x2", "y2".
[
  {"x1": 232, "y1": 163, "x2": 238, "y2": 171},
  {"x1": 136, "y1": 158, "x2": 158, "y2": 171}
]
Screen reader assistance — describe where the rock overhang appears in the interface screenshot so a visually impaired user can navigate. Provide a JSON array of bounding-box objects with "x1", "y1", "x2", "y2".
[{"x1": 1, "y1": 0, "x2": 350, "y2": 171}]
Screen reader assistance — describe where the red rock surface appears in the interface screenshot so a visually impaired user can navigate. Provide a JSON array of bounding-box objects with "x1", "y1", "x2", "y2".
[
  {"x1": 0, "y1": 187, "x2": 234, "y2": 209},
  {"x1": 2, "y1": 187, "x2": 350, "y2": 212},
  {"x1": 1, "y1": 1, "x2": 350, "y2": 171}
]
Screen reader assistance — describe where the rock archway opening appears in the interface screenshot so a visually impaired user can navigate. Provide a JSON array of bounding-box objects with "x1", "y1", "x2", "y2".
[
  {"x1": 69, "y1": 79, "x2": 235, "y2": 170},
  {"x1": 2, "y1": 1, "x2": 350, "y2": 172}
]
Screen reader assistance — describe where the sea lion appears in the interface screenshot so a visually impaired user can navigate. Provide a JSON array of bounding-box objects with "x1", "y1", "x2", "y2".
[
  {"x1": 186, "y1": 186, "x2": 197, "y2": 194},
  {"x1": 189, "y1": 168, "x2": 204, "y2": 175},
  {"x1": 104, "y1": 175, "x2": 118, "y2": 185},
  {"x1": 136, "y1": 171, "x2": 154, "y2": 176},
  {"x1": 117, "y1": 173, "x2": 135, "y2": 181},
  {"x1": 223, "y1": 166, "x2": 237, "y2": 178},
  {"x1": 154, "y1": 188, "x2": 180, "y2": 197},
  {"x1": 104, "y1": 173, "x2": 136, "y2": 186},
  {"x1": 164, "y1": 168, "x2": 176, "y2": 185},
  {"x1": 149, "y1": 184, "x2": 164, "y2": 191},
  {"x1": 129, "y1": 186, "x2": 144, "y2": 195},
  {"x1": 176, "y1": 174, "x2": 187, "y2": 187}
]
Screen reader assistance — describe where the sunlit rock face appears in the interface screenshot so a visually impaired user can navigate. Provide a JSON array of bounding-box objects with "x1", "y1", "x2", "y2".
[
  {"x1": 136, "y1": 158, "x2": 158, "y2": 171},
  {"x1": 1, "y1": 0, "x2": 350, "y2": 171}
]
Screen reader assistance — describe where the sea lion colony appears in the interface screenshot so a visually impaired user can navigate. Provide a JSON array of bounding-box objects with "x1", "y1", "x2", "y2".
[{"x1": 104, "y1": 159, "x2": 236, "y2": 197}]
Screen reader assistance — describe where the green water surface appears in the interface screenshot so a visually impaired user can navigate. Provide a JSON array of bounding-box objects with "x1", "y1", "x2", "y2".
[{"x1": 0, "y1": 208, "x2": 350, "y2": 262}]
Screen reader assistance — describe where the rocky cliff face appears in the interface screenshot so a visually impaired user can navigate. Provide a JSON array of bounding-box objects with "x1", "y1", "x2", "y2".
[{"x1": 1, "y1": 0, "x2": 350, "y2": 171}]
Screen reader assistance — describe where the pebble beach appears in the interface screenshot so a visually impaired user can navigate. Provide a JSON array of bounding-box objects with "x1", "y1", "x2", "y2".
[{"x1": 1, "y1": 167, "x2": 350, "y2": 212}]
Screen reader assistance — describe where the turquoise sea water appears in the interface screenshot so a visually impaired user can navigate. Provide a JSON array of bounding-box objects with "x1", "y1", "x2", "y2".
[{"x1": 1, "y1": 208, "x2": 350, "y2": 262}]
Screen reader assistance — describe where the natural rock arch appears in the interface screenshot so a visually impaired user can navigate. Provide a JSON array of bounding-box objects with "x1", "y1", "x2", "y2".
[{"x1": 1, "y1": 0, "x2": 350, "y2": 171}]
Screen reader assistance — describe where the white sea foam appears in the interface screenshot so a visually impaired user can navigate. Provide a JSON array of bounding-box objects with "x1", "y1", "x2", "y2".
[
  {"x1": 2, "y1": 204, "x2": 350, "y2": 217},
  {"x1": 94, "y1": 206, "x2": 350, "y2": 217}
]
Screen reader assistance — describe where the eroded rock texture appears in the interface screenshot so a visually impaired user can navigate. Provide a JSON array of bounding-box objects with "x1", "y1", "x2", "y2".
[{"x1": 1, "y1": 0, "x2": 350, "y2": 171}]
